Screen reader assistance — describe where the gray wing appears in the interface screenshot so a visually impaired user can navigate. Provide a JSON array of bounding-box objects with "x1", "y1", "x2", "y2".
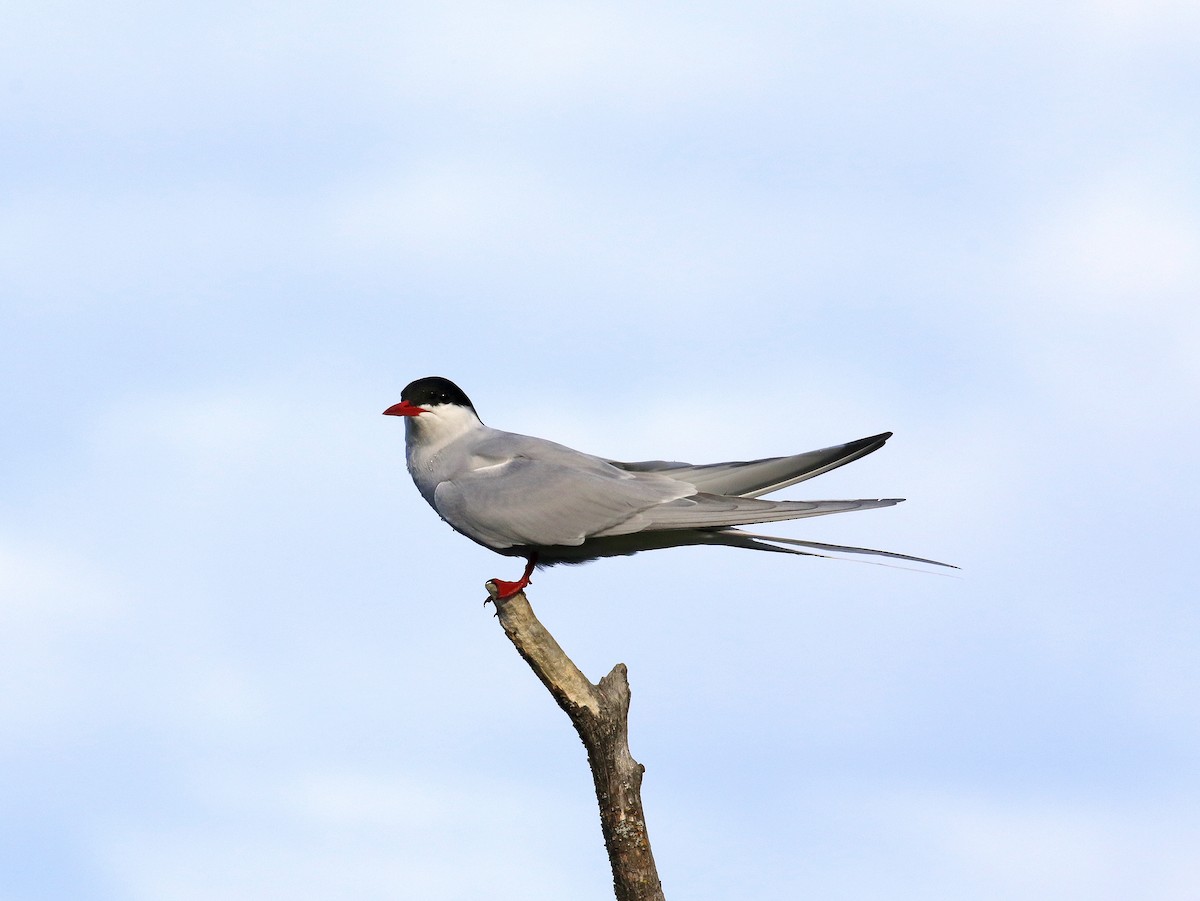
[
  {"x1": 432, "y1": 438, "x2": 696, "y2": 549},
  {"x1": 609, "y1": 432, "x2": 892, "y2": 498},
  {"x1": 592, "y1": 494, "x2": 901, "y2": 537},
  {"x1": 431, "y1": 429, "x2": 900, "y2": 551}
]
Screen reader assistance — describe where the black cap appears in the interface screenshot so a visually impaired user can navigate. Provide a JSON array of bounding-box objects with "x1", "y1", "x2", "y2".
[{"x1": 401, "y1": 376, "x2": 476, "y2": 412}]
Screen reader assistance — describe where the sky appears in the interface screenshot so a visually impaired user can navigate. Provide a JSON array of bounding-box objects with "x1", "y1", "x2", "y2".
[{"x1": 3, "y1": 1, "x2": 1199, "y2": 898}]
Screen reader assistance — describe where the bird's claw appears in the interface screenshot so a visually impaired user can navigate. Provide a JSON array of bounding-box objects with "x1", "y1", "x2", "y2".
[
  {"x1": 484, "y1": 576, "x2": 531, "y2": 604},
  {"x1": 483, "y1": 557, "x2": 537, "y2": 607}
]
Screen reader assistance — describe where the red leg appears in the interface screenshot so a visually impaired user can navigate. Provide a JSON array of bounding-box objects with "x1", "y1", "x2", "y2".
[{"x1": 487, "y1": 554, "x2": 537, "y2": 601}]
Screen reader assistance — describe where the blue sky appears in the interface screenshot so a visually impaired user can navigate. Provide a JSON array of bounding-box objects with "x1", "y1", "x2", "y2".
[{"x1": 3, "y1": 2, "x2": 1199, "y2": 898}]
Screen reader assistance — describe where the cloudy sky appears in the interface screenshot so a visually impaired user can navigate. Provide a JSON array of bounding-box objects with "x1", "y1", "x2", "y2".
[{"x1": 3, "y1": 2, "x2": 1199, "y2": 898}]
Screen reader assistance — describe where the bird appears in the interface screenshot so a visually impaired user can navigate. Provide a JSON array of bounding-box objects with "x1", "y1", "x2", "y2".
[{"x1": 384, "y1": 376, "x2": 954, "y2": 599}]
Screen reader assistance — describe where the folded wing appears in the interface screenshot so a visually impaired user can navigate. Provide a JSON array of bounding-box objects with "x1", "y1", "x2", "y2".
[
  {"x1": 593, "y1": 494, "x2": 901, "y2": 537},
  {"x1": 610, "y1": 432, "x2": 892, "y2": 498},
  {"x1": 433, "y1": 453, "x2": 695, "y2": 550},
  {"x1": 430, "y1": 429, "x2": 922, "y2": 561}
]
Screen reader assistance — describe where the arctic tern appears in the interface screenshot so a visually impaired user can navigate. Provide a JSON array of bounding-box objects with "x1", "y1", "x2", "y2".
[{"x1": 385, "y1": 376, "x2": 953, "y2": 598}]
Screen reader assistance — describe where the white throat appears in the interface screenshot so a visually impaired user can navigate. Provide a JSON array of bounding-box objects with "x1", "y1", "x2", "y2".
[{"x1": 404, "y1": 403, "x2": 485, "y2": 480}]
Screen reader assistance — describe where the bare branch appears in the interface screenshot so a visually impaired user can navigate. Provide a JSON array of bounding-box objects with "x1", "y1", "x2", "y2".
[{"x1": 487, "y1": 583, "x2": 666, "y2": 901}]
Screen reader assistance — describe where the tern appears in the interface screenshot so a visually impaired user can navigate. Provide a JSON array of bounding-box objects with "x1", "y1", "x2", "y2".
[{"x1": 385, "y1": 376, "x2": 953, "y2": 598}]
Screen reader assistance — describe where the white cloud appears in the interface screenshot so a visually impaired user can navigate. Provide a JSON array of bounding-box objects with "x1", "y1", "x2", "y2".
[
  {"x1": 0, "y1": 538, "x2": 125, "y2": 735},
  {"x1": 870, "y1": 789, "x2": 1200, "y2": 899},
  {"x1": 999, "y1": 160, "x2": 1200, "y2": 438},
  {"x1": 0, "y1": 187, "x2": 318, "y2": 312},
  {"x1": 1077, "y1": 0, "x2": 1200, "y2": 42},
  {"x1": 379, "y1": 3, "x2": 772, "y2": 113},
  {"x1": 88, "y1": 371, "x2": 396, "y2": 494},
  {"x1": 101, "y1": 768, "x2": 609, "y2": 901},
  {"x1": 327, "y1": 159, "x2": 570, "y2": 264},
  {"x1": 1018, "y1": 166, "x2": 1200, "y2": 312}
]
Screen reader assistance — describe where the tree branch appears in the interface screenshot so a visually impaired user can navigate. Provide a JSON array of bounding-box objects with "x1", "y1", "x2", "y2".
[{"x1": 486, "y1": 582, "x2": 665, "y2": 901}]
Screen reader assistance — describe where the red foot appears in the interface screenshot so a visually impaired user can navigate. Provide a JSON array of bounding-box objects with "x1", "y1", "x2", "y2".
[
  {"x1": 487, "y1": 577, "x2": 530, "y2": 600},
  {"x1": 485, "y1": 555, "x2": 537, "y2": 602}
]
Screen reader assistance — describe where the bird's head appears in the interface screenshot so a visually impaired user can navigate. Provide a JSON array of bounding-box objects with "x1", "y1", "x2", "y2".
[{"x1": 383, "y1": 377, "x2": 481, "y2": 439}]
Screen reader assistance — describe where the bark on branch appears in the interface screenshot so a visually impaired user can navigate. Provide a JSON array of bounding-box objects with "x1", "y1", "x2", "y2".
[{"x1": 486, "y1": 582, "x2": 665, "y2": 901}]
